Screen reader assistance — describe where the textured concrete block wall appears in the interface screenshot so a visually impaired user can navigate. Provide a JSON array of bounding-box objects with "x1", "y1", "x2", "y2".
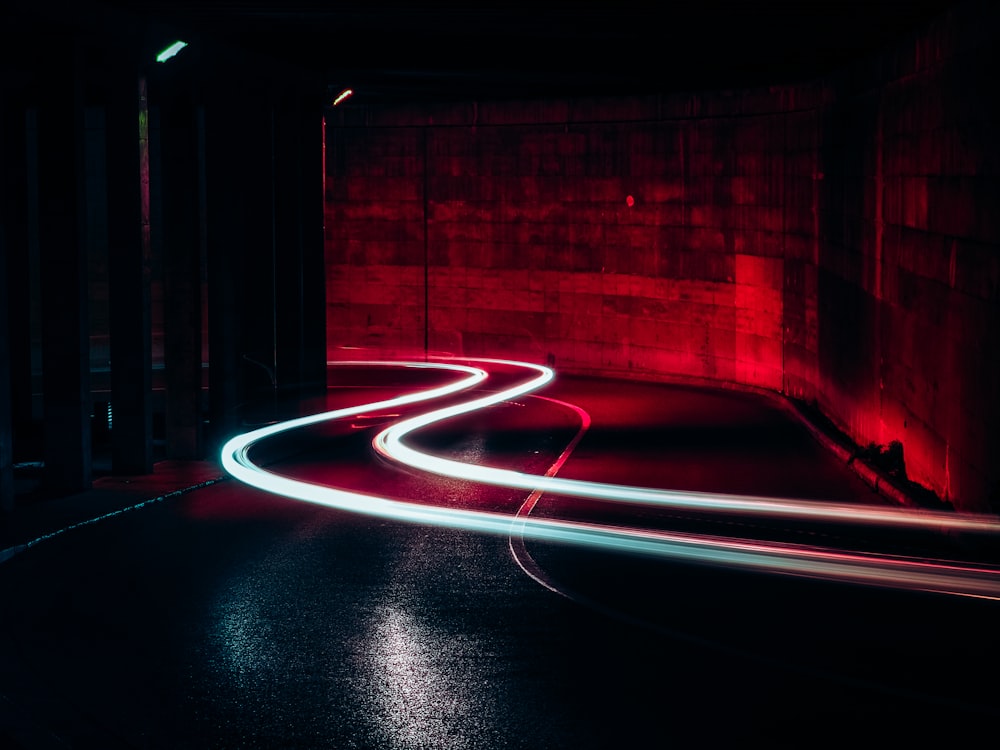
[
  {"x1": 326, "y1": 128, "x2": 427, "y2": 356},
  {"x1": 325, "y1": 2, "x2": 999, "y2": 512},
  {"x1": 816, "y1": 2, "x2": 1000, "y2": 511},
  {"x1": 781, "y1": 106, "x2": 822, "y2": 403},
  {"x1": 326, "y1": 93, "x2": 799, "y2": 390}
]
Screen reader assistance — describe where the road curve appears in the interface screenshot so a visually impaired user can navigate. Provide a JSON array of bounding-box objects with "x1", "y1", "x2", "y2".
[{"x1": 222, "y1": 358, "x2": 1000, "y2": 600}]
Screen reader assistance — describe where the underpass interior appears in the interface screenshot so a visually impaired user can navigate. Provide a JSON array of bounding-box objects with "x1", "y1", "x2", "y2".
[{"x1": 1, "y1": 1, "x2": 999, "y2": 747}]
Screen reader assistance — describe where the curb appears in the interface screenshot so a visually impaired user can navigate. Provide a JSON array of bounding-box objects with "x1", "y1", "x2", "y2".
[
  {"x1": 0, "y1": 474, "x2": 228, "y2": 567},
  {"x1": 783, "y1": 400, "x2": 918, "y2": 508},
  {"x1": 559, "y1": 365, "x2": 921, "y2": 509}
]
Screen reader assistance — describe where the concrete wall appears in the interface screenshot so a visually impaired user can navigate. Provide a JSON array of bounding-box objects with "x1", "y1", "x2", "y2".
[
  {"x1": 326, "y1": 92, "x2": 804, "y2": 389},
  {"x1": 324, "y1": 1, "x2": 999, "y2": 512},
  {"x1": 814, "y1": 2, "x2": 999, "y2": 512}
]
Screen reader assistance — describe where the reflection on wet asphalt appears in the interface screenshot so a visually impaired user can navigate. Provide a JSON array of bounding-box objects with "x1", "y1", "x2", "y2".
[{"x1": 0, "y1": 374, "x2": 998, "y2": 748}]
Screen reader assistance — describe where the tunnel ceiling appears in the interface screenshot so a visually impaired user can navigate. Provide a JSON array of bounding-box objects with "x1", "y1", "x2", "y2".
[{"x1": 7, "y1": 0, "x2": 964, "y2": 102}]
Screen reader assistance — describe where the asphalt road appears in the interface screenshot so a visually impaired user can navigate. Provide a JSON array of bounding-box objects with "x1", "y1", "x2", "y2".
[{"x1": 1, "y1": 363, "x2": 998, "y2": 748}]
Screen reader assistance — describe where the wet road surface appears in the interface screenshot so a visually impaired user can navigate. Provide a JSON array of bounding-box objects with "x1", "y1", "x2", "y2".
[{"x1": 1, "y1": 363, "x2": 998, "y2": 748}]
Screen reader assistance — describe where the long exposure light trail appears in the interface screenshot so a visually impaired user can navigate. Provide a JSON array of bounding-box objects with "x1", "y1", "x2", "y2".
[
  {"x1": 373, "y1": 366, "x2": 1000, "y2": 536},
  {"x1": 222, "y1": 358, "x2": 1000, "y2": 600},
  {"x1": 223, "y1": 360, "x2": 487, "y2": 462},
  {"x1": 509, "y1": 395, "x2": 594, "y2": 598}
]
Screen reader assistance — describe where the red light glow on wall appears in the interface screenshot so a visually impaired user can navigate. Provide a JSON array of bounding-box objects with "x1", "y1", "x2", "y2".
[
  {"x1": 222, "y1": 360, "x2": 1000, "y2": 600},
  {"x1": 323, "y1": 5, "x2": 1000, "y2": 514}
]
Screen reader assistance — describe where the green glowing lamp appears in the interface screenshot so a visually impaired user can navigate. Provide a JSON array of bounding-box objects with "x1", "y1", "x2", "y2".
[{"x1": 156, "y1": 41, "x2": 188, "y2": 63}]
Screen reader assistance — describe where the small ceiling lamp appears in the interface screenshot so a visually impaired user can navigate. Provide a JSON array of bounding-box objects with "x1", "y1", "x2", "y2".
[{"x1": 156, "y1": 41, "x2": 189, "y2": 63}]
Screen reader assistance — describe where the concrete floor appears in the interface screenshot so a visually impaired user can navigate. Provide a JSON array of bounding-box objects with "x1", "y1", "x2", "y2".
[{"x1": 1, "y1": 369, "x2": 997, "y2": 748}]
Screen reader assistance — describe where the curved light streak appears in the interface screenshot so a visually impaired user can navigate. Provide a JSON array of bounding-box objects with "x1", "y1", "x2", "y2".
[
  {"x1": 373, "y1": 368, "x2": 1000, "y2": 536},
  {"x1": 222, "y1": 358, "x2": 1000, "y2": 600},
  {"x1": 508, "y1": 395, "x2": 594, "y2": 597},
  {"x1": 223, "y1": 360, "x2": 487, "y2": 483}
]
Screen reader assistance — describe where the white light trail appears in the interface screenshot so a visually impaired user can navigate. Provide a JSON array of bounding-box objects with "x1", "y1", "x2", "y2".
[
  {"x1": 373, "y1": 369, "x2": 1000, "y2": 535},
  {"x1": 221, "y1": 358, "x2": 1000, "y2": 600},
  {"x1": 222, "y1": 360, "x2": 487, "y2": 476}
]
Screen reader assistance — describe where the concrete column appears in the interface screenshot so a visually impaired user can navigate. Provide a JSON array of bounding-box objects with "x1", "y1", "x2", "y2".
[
  {"x1": 160, "y1": 91, "x2": 204, "y2": 459},
  {"x1": 1, "y1": 98, "x2": 34, "y2": 467},
  {"x1": 1, "y1": 91, "x2": 30, "y2": 510},
  {"x1": 298, "y1": 96, "x2": 328, "y2": 399},
  {"x1": 205, "y1": 83, "x2": 271, "y2": 447},
  {"x1": 204, "y1": 66, "x2": 322, "y2": 448},
  {"x1": 0, "y1": 134, "x2": 12, "y2": 510},
  {"x1": 107, "y1": 68, "x2": 153, "y2": 474},
  {"x1": 274, "y1": 89, "x2": 327, "y2": 404},
  {"x1": 37, "y1": 40, "x2": 91, "y2": 493},
  {"x1": 0, "y1": 250, "x2": 11, "y2": 512}
]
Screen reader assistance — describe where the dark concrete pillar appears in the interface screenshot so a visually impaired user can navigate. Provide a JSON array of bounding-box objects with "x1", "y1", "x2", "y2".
[
  {"x1": 204, "y1": 83, "x2": 272, "y2": 448},
  {"x1": 238, "y1": 104, "x2": 277, "y2": 412},
  {"x1": 106, "y1": 69, "x2": 153, "y2": 474},
  {"x1": 1, "y1": 91, "x2": 30, "y2": 510},
  {"x1": 0, "y1": 131, "x2": 12, "y2": 510},
  {"x1": 160, "y1": 91, "x2": 204, "y2": 459},
  {"x1": 205, "y1": 95, "x2": 242, "y2": 450},
  {"x1": 1, "y1": 99, "x2": 34, "y2": 469},
  {"x1": 36, "y1": 40, "x2": 91, "y2": 493},
  {"x1": 203, "y1": 67, "x2": 323, "y2": 450},
  {"x1": 274, "y1": 89, "x2": 327, "y2": 404},
  {"x1": 0, "y1": 242, "x2": 11, "y2": 511},
  {"x1": 298, "y1": 98, "x2": 328, "y2": 399}
]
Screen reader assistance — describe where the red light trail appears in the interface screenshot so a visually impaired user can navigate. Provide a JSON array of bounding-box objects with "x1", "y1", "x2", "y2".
[{"x1": 221, "y1": 359, "x2": 1000, "y2": 600}]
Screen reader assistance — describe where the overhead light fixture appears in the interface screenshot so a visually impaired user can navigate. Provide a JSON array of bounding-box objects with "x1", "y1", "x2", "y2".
[
  {"x1": 332, "y1": 88, "x2": 353, "y2": 106},
  {"x1": 156, "y1": 41, "x2": 188, "y2": 63}
]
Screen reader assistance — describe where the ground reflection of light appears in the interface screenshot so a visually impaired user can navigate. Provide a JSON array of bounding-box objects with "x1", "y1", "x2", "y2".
[
  {"x1": 213, "y1": 579, "x2": 278, "y2": 690},
  {"x1": 222, "y1": 358, "x2": 1000, "y2": 600},
  {"x1": 367, "y1": 607, "x2": 475, "y2": 749}
]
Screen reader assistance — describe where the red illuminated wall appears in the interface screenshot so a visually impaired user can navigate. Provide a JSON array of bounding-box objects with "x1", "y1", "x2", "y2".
[
  {"x1": 812, "y1": 5, "x2": 999, "y2": 512},
  {"x1": 326, "y1": 95, "x2": 799, "y2": 388},
  {"x1": 325, "y1": 3, "x2": 998, "y2": 512}
]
